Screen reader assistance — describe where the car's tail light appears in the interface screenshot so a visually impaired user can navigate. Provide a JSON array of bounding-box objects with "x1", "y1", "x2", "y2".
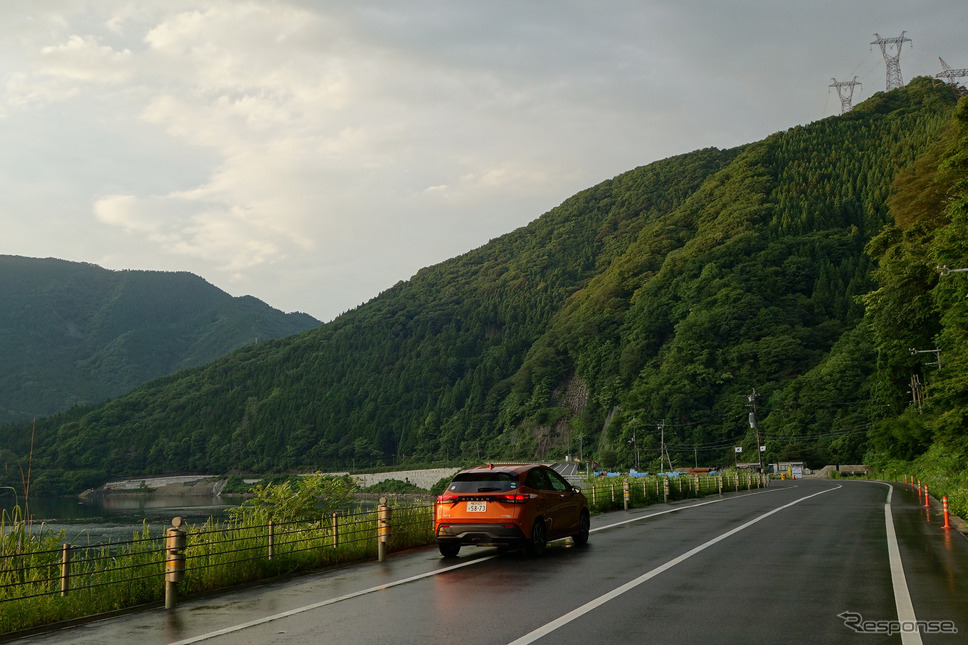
[
  {"x1": 495, "y1": 493, "x2": 532, "y2": 504},
  {"x1": 435, "y1": 492, "x2": 533, "y2": 504}
]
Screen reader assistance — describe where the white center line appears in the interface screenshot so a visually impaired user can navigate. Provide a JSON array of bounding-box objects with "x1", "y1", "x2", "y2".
[
  {"x1": 169, "y1": 484, "x2": 799, "y2": 644},
  {"x1": 507, "y1": 485, "x2": 841, "y2": 645}
]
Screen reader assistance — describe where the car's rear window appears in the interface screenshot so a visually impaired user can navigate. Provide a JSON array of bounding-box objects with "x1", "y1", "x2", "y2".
[{"x1": 447, "y1": 472, "x2": 519, "y2": 493}]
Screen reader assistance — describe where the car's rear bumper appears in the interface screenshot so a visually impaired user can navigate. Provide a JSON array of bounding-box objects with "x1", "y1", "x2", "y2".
[{"x1": 436, "y1": 523, "x2": 526, "y2": 546}]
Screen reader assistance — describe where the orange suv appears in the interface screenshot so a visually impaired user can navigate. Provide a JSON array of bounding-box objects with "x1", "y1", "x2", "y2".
[{"x1": 435, "y1": 463, "x2": 590, "y2": 557}]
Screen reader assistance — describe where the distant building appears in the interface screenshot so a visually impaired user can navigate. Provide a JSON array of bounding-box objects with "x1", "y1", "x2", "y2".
[{"x1": 769, "y1": 461, "x2": 805, "y2": 479}]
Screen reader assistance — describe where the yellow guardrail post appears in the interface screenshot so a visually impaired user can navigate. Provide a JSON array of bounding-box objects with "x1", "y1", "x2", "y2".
[
  {"x1": 165, "y1": 517, "x2": 187, "y2": 610},
  {"x1": 378, "y1": 497, "x2": 392, "y2": 562},
  {"x1": 60, "y1": 543, "x2": 71, "y2": 597}
]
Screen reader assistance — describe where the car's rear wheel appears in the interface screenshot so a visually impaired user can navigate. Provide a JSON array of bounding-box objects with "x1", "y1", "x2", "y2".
[
  {"x1": 438, "y1": 542, "x2": 461, "y2": 558},
  {"x1": 572, "y1": 510, "x2": 590, "y2": 546},
  {"x1": 525, "y1": 519, "x2": 546, "y2": 557}
]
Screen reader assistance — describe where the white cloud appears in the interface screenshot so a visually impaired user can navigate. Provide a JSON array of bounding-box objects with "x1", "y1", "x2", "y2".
[
  {"x1": 3, "y1": 71, "x2": 79, "y2": 107},
  {"x1": 40, "y1": 34, "x2": 132, "y2": 83},
  {"x1": 92, "y1": 194, "x2": 155, "y2": 232},
  {"x1": 2, "y1": 0, "x2": 966, "y2": 320}
]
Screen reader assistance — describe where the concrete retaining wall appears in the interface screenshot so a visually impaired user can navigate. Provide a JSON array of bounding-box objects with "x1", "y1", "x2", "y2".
[{"x1": 352, "y1": 468, "x2": 461, "y2": 490}]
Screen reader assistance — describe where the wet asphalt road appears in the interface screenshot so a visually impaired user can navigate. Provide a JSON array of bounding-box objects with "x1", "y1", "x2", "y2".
[{"x1": 14, "y1": 479, "x2": 968, "y2": 644}]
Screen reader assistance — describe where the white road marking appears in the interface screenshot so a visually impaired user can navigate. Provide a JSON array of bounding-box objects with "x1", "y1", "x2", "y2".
[
  {"x1": 167, "y1": 556, "x2": 498, "y2": 644},
  {"x1": 507, "y1": 485, "x2": 841, "y2": 645},
  {"x1": 169, "y1": 484, "x2": 800, "y2": 644},
  {"x1": 590, "y1": 485, "x2": 791, "y2": 533},
  {"x1": 881, "y1": 483, "x2": 923, "y2": 645}
]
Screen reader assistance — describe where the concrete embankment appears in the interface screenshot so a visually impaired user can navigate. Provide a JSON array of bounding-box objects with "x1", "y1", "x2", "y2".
[
  {"x1": 83, "y1": 468, "x2": 461, "y2": 498},
  {"x1": 82, "y1": 475, "x2": 224, "y2": 497},
  {"x1": 350, "y1": 468, "x2": 460, "y2": 490}
]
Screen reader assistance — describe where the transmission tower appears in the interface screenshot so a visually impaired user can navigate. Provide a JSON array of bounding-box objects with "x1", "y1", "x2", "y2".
[
  {"x1": 829, "y1": 77, "x2": 862, "y2": 114},
  {"x1": 871, "y1": 31, "x2": 911, "y2": 91},
  {"x1": 936, "y1": 57, "x2": 968, "y2": 88}
]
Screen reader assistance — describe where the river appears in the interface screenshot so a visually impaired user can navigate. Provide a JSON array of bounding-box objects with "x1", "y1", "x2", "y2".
[{"x1": 0, "y1": 495, "x2": 237, "y2": 545}]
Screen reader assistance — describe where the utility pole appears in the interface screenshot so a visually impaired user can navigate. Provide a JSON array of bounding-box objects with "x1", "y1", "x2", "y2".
[
  {"x1": 910, "y1": 347, "x2": 942, "y2": 371},
  {"x1": 630, "y1": 417, "x2": 640, "y2": 472},
  {"x1": 747, "y1": 389, "x2": 764, "y2": 474},
  {"x1": 658, "y1": 420, "x2": 665, "y2": 472},
  {"x1": 871, "y1": 32, "x2": 911, "y2": 91},
  {"x1": 829, "y1": 77, "x2": 862, "y2": 114},
  {"x1": 909, "y1": 374, "x2": 925, "y2": 412},
  {"x1": 658, "y1": 420, "x2": 672, "y2": 473}
]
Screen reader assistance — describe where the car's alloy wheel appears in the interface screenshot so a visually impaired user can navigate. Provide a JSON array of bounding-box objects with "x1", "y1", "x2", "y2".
[
  {"x1": 438, "y1": 542, "x2": 461, "y2": 558},
  {"x1": 525, "y1": 519, "x2": 546, "y2": 556},
  {"x1": 573, "y1": 510, "x2": 590, "y2": 546}
]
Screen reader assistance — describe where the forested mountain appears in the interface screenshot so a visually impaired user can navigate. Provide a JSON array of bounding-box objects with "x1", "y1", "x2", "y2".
[
  {"x1": 1, "y1": 78, "x2": 964, "y2": 494},
  {"x1": 0, "y1": 256, "x2": 319, "y2": 426}
]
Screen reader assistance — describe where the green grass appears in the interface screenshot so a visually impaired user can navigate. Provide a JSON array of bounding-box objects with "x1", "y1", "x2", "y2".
[
  {"x1": 0, "y1": 472, "x2": 762, "y2": 635},
  {"x1": 580, "y1": 470, "x2": 765, "y2": 514},
  {"x1": 868, "y1": 445, "x2": 968, "y2": 520},
  {"x1": 0, "y1": 501, "x2": 435, "y2": 635}
]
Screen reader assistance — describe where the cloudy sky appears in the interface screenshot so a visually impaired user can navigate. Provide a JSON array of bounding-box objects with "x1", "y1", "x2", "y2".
[{"x1": 2, "y1": 1, "x2": 965, "y2": 321}]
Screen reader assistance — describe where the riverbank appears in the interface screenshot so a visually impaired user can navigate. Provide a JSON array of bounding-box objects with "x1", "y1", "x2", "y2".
[
  {"x1": 81, "y1": 468, "x2": 461, "y2": 499},
  {"x1": 81, "y1": 475, "x2": 226, "y2": 499}
]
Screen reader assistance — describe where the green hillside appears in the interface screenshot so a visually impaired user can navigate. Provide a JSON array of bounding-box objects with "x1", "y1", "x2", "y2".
[
  {"x1": 1, "y1": 77, "x2": 964, "y2": 495},
  {"x1": 0, "y1": 256, "x2": 319, "y2": 426}
]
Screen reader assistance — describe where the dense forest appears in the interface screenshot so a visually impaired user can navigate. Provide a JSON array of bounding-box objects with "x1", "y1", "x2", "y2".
[
  {"x1": 0, "y1": 256, "x2": 319, "y2": 427},
  {"x1": 1, "y1": 77, "x2": 965, "y2": 495}
]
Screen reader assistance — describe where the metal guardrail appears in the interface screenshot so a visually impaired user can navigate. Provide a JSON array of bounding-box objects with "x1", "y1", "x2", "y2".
[{"x1": 0, "y1": 473, "x2": 768, "y2": 634}]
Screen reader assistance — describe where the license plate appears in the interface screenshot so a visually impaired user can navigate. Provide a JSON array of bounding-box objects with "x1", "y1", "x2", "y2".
[{"x1": 466, "y1": 501, "x2": 487, "y2": 512}]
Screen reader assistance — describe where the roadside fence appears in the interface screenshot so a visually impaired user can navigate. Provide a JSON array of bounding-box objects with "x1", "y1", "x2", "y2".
[
  {"x1": 582, "y1": 471, "x2": 769, "y2": 514},
  {"x1": 0, "y1": 472, "x2": 767, "y2": 635},
  {"x1": 0, "y1": 498, "x2": 434, "y2": 635}
]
